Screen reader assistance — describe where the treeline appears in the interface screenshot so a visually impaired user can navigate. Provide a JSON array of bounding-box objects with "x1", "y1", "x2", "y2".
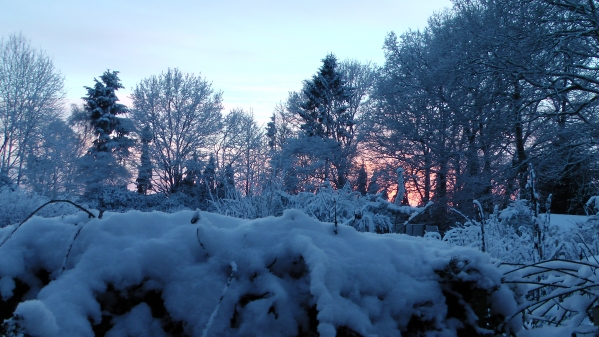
[{"x1": 1, "y1": 0, "x2": 598, "y2": 224}]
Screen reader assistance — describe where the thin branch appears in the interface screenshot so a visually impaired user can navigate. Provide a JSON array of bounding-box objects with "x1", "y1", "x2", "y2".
[{"x1": 0, "y1": 200, "x2": 95, "y2": 248}]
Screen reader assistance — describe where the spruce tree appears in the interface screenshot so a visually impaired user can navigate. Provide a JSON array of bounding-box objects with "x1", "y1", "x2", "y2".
[
  {"x1": 83, "y1": 70, "x2": 132, "y2": 154},
  {"x1": 266, "y1": 113, "x2": 277, "y2": 151},
  {"x1": 356, "y1": 164, "x2": 367, "y2": 196},
  {"x1": 292, "y1": 54, "x2": 355, "y2": 188},
  {"x1": 299, "y1": 54, "x2": 352, "y2": 140},
  {"x1": 77, "y1": 70, "x2": 133, "y2": 200}
]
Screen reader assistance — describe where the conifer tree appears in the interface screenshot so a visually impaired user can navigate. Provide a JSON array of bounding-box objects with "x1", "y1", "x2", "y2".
[
  {"x1": 356, "y1": 164, "x2": 367, "y2": 196},
  {"x1": 77, "y1": 70, "x2": 133, "y2": 199},
  {"x1": 217, "y1": 164, "x2": 236, "y2": 199},
  {"x1": 289, "y1": 54, "x2": 355, "y2": 189},
  {"x1": 367, "y1": 171, "x2": 381, "y2": 196},
  {"x1": 266, "y1": 113, "x2": 277, "y2": 151},
  {"x1": 84, "y1": 70, "x2": 132, "y2": 154},
  {"x1": 136, "y1": 126, "x2": 153, "y2": 194},
  {"x1": 197, "y1": 154, "x2": 217, "y2": 208}
]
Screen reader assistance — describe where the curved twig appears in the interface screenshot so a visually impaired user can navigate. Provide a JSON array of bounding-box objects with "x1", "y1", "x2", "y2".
[
  {"x1": 0, "y1": 200, "x2": 95, "y2": 248},
  {"x1": 503, "y1": 259, "x2": 599, "y2": 275}
]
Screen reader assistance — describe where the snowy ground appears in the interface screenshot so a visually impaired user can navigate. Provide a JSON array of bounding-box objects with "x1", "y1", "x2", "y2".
[
  {"x1": 0, "y1": 208, "x2": 521, "y2": 337},
  {"x1": 548, "y1": 213, "x2": 589, "y2": 230}
]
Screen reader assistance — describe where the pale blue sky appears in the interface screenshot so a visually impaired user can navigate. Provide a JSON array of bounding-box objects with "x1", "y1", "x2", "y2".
[{"x1": 1, "y1": 0, "x2": 451, "y2": 123}]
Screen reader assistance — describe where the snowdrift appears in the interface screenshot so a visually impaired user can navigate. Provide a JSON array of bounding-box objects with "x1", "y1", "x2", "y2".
[{"x1": 0, "y1": 209, "x2": 518, "y2": 336}]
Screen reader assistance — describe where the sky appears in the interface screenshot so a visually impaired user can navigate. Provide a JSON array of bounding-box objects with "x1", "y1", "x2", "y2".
[{"x1": 1, "y1": 0, "x2": 451, "y2": 123}]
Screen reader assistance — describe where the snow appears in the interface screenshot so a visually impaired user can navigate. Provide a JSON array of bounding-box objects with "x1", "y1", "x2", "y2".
[
  {"x1": 0, "y1": 208, "x2": 517, "y2": 336},
  {"x1": 548, "y1": 213, "x2": 589, "y2": 231},
  {"x1": 13, "y1": 300, "x2": 59, "y2": 336}
]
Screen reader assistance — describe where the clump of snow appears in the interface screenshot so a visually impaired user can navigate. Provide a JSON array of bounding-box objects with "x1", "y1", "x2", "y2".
[
  {"x1": 0, "y1": 208, "x2": 518, "y2": 336},
  {"x1": 13, "y1": 300, "x2": 58, "y2": 336}
]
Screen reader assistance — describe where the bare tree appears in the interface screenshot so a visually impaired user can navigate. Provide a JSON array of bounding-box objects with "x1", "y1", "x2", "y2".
[
  {"x1": 215, "y1": 108, "x2": 265, "y2": 196},
  {"x1": 0, "y1": 33, "x2": 64, "y2": 186},
  {"x1": 131, "y1": 68, "x2": 223, "y2": 194},
  {"x1": 25, "y1": 118, "x2": 82, "y2": 197}
]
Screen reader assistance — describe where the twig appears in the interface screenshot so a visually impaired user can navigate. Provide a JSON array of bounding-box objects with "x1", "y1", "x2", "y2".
[
  {"x1": 576, "y1": 233, "x2": 599, "y2": 267},
  {"x1": 506, "y1": 263, "x2": 594, "y2": 283},
  {"x1": 196, "y1": 228, "x2": 205, "y2": 250},
  {"x1": 202, "y1": 262, "x2": 237, "y2": 337},
  {"x1": 267, "y1": 257, "x2": 277, "y2": 269},
  {"x1": 503, "y1": 259, "x2": 599, "y2": 275},
  {"x1": 61, "y1": 225, "x2": 84, "y2": 274},
  {"x1": 507, "y1": 283, "x2": 599, "y2": 323},
  {"x1": 502, "y1": 280, "x2": 570, "y2": 289},
  {"x1": 0, "y1": 200, "x2": 95, "y2": 249}
]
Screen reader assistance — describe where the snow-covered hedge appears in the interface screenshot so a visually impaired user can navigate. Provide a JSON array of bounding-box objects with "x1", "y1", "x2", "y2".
[
  {"x1": 212, "y1": 183, "x2": 416, "y2": 233},
  {"x1": 0, "y1": 187, "x2": 78, "y2": 228},
  {"x1": 0, "y1": 209, "x2": 519, "y2": 336}
]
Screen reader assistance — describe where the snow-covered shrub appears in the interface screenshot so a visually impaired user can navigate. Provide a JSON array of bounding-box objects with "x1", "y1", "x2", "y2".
[
  {"x1": 210, "y1": 188, "x2": 289, "y2": 219},
  {"x1": 498, "y1": 199, "x2": 536, "y2": 231},
  {"x1": 0, "y1": 209, "x2": 520, "y2": 336},
  {"x1": 83, "y1": 187, "x2": 187, "y2": 214},
  {"x1": 542, "y1": 215, "x2": 599, "y2": 261},
  {"x1": 0, "y1": 187, "x2": 77, "y2": 228},
  {"x1": 585, "y1": 196, "x2": 599, "y2": 215},
  {"x1": 210, "y1": 182, "x2": 416, "y2": 233},
  {"x1": 444, "y1": 200, "x2": 554, "y2": 264},
  {"x1": 502, "y1": 257, "x2": 599, "y2": 336}
]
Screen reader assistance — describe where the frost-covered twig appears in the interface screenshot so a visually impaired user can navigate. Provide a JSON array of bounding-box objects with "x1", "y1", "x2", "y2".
[
  {"x1": 502, "y1": 257, "x2": 599, "y2": 331},
  {"x1": 577, "y1": 234, "x2": 599, "y2": 267},
  {"x1": 450, "y1": 207, "x2": 472, "y2": 223},
  {"x1": 202, "y1": 262, "x2": 237, "y2": 337},
  {"x1": 502, "y1": 259, "x2": 598, "y2": 275}
]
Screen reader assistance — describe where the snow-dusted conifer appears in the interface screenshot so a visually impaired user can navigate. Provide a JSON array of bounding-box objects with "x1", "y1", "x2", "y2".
[
  {"x1": 136, "y1": 125, "x2": 153, "y2": 194},
  {"x1": 266, "y1": 113, "x2": 277, "y2": 151},
  {"x1": 197, "y1": 155, "x2": 217, "y2": 207},
  {"x1": 217, "y1": 164, "x2": 236, "y2": 199},
  {"x1": 367, "y1": 171, "x2": 380, "y2": 195},
  {"x1": 77, "y1": 70, "x2": 133, "y2": 199},
  {"x1": 356, "y1": 164, "x2": 367, "y2": 196},
  {"x1": 292, "y1": 54, "x2": 355, "y2": 188}
]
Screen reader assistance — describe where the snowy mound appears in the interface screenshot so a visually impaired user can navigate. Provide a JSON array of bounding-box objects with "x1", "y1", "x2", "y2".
[{"x1": 0, "y1": 209, "x2": 518, "y2": 336}]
